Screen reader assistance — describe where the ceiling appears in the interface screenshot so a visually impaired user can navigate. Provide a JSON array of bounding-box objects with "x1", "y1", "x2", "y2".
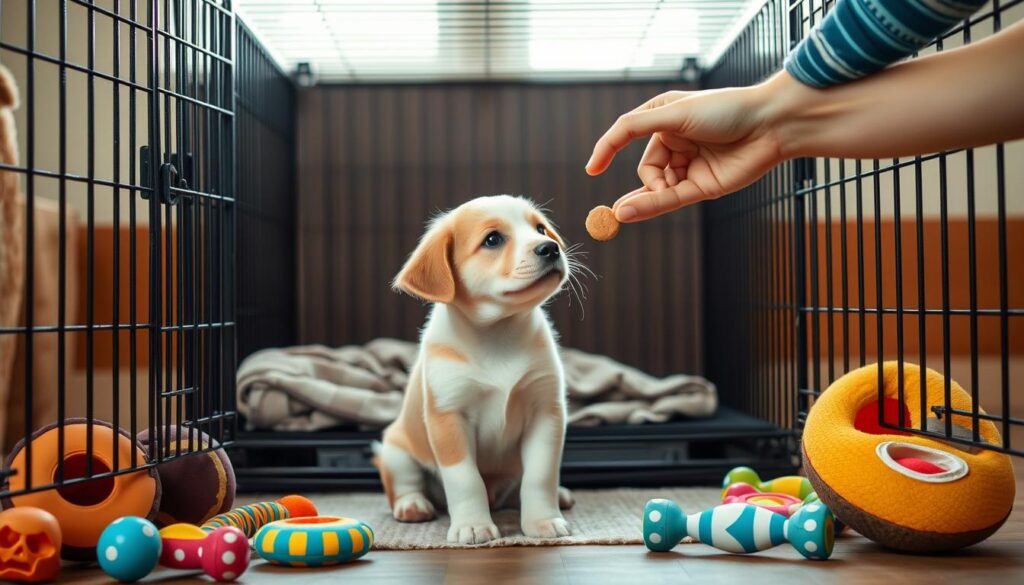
[{"x1": 235, "y1": 0, "x2": 764, "y2": 83}]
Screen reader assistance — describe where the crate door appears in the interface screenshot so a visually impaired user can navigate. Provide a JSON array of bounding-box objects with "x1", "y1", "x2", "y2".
[{"x1": 145, "y1": 0, "x2": 236, "y2": 461}]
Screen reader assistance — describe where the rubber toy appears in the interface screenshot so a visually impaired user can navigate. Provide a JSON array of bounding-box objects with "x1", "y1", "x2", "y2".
[
  {"x1": 254, "y1": 516, "x2": 374, "y2": 567},
  {"x1": 1, "y1": 419, "x2": 161, "y2": 560},
  {"x1": 96, "y1": 517, "x2": 161, "y2": 583},
  {"x1": 137, "y1": 427, "x2": 236, "y2": 527},
  {"x1": 201, "y1": 495, "x2": 318, "y2": 537},
  {"x1": 721, "y1": 468, "x2": 847, "y2": 533},
  {"x1": 720, "y1": 467, "x2": 815, "y2": 500},
  {"x1": 0, "y1": 507, "x2": 62, "y2": 583},
  {"x1": 643, "y1": 499, "x2": 834, "y2": 560},
  {"x1": 803, "y1": 362, "x2": 1015, "y2": 552},
  {"x1": 159, "y1": 523, "x2": 249, "y2": 582},
  {"x1": 722, "y1": 483, "x2": 804, "y2": 516}
]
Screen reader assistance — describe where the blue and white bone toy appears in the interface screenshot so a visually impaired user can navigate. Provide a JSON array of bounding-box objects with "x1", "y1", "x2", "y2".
[{"x1": 642, "y1": 499, "x2": 835, "y2": 560}]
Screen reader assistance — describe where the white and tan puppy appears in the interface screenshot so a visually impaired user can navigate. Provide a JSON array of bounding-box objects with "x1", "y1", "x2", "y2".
[{"x1": 376, "y1": 195, "x2": 575, "y2": 544}]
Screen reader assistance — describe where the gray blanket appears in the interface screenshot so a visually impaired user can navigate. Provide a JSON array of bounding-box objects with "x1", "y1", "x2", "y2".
[{"x1": 236, "y1": 338, "x2": 716, "y2": 431}]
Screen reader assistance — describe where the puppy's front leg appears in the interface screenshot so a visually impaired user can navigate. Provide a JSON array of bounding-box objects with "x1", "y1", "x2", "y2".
[
  {"x1": 519, "y1": 392, "x2": 571, "y2": 538},
  {"x1": 425, "y1": 389, "x2": 500, "y2": 544}
]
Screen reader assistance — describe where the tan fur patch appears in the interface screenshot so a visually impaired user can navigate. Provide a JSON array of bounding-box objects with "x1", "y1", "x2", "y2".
[
  {"x1": 427, "y1": 342, "x2": 469, "y2": 363},
  {"x1": 371, "y1": 454, "x2": 397, "y2": 508},
  {"x1": 425, "y1": 386, "x2": 467, "y2": 467},
  {"x1": 382, "y1": 365, "x2": 435, "y2": 464},
  {"x1": 530, "y1": 211, "x2": 566, "y2": 248},
  {"x1": 449, "y1": 207, "x2": 514, "y2": 310},
  {"x1": 500, "y1": 236, "x2": 516, "y2": 276}
]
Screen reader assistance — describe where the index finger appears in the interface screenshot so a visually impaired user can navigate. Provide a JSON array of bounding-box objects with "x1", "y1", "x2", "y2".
[
  {"x1": 585, "y1": 104, "x2": 680, "y2": 176},
  {"x1": 613, "y1": 181, "x2": 707, "y2": 222}
]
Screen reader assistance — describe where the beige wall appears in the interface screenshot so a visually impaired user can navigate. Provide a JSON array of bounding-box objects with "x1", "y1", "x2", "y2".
[{"x1": 1, "y1": 0, "x2": 165, "y2": 225}]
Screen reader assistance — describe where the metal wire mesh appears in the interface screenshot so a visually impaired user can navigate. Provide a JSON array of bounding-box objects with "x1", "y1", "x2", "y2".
[
  {"x1": 704, "y1": 0, "x2": 1023, "y2": 457},
  {"x1": 0, "y1": 0, "x2": 237, "y2": 498},
  {"x1": 235, "y1": 19, "x2": 295, "y2": 361}
]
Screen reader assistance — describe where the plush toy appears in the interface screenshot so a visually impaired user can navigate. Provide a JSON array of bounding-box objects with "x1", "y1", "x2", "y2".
[
  {"x1": 803, "y1": 362, "x2": 1015, "y2": 552},
  {"x1": 200, "y1": 495, "x2": 318, "y2": 538},
  {"x1": 96, "y1": 517, "x2": 162, "y2": 583},
  {"x1": 159, "y1": 523, "x2": 250, "y2": 581},
  {"x1": 254, "y1": 516, "x2": 374, "y2": 567},
  {"x1": 137, "y1": 426, "x2": 236, "y2": 528},
  {"x1": 643, "y1": 499, "x2": 834, "y2": 560},
  {"x1": 1, "y1": 419, "x2": 161, "y2": 560},
  {"x1": 0, "y1": 507, "x2": 62, "y2": 582}
]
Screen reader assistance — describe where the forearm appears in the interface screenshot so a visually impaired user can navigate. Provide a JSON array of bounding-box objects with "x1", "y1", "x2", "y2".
[
  {"x1": 785, "y1": 0, "x2": 987, "y2": 89},
  {"x1": 768, "y1": 19, "x2": 1024, "y2": 160}
]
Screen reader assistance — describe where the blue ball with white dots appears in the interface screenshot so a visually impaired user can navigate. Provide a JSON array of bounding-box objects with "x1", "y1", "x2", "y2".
[{"x1": 97, "y1": 516, "x2": 162, "y2": 582}]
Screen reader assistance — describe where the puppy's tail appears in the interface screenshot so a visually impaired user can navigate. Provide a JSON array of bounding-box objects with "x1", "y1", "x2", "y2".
[{"x1": 0, "y1": 65, "x2": 20, "y2": 110}]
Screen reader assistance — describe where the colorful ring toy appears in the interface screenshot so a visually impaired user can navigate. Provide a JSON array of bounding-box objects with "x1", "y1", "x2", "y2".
[
  {"x1": 722, "y1": 482, "x2": 803, "y2": 516},
  {"x1": 720, "y1": 466, "x2": 815, "y2": 501},
  {"x1": 1, "y1": 419, "x2": 161, "y2": 561},
  {"x1": 254, "y1": 516, "x2": 373, "y2": 567},
  {"x1": 803, "y1": 362, "x2": 1015, "y2": 552}
]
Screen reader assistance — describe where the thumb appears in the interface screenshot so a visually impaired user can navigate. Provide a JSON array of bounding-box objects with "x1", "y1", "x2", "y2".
[{"x1": 586, "y1": 103, "x2": 686, "y2": 176}]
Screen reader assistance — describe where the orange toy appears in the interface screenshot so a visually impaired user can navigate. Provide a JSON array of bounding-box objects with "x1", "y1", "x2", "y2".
[
  {"x1": 1, "y1": 420, "x2": 161, "y2": 561},
  {"x1": 201, "y1": 495, "x2": 318, "y2": 537},
  {"x1": 803, "y1": 362, "x2": 1015, "y2": 552},
  {"x1": 0, "y1": 507, "x2": 62, "y2": 582}
]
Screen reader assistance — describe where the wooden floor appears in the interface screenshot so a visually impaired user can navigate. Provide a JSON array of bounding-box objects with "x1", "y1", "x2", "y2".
[{"x1": 58, "y1": 472, "x2": 1024, "y2": 585}]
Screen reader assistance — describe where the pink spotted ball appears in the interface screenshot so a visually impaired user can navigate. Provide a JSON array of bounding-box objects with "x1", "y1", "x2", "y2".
[{"x1": 200, "y1": 526, "x2": 250, "y2": 582}]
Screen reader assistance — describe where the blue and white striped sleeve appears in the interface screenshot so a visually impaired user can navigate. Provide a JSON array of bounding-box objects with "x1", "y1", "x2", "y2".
[{"x1": 784, "y1": 0, "x2": 987, "y2": 88}]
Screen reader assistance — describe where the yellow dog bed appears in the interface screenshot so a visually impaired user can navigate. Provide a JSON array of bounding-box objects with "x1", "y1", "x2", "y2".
[{"x1": 803, "y1": 362, "x2": 1014, "y2": 552}]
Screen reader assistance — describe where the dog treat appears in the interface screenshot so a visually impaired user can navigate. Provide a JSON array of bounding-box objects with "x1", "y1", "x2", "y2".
[{"x1": 585, "y1": 205, "x2": 619, "y2": 241}]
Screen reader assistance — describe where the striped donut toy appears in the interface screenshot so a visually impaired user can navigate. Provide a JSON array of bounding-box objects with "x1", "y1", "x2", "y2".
[{"x1": 254, "y1": 516, "x2": 374, "y2": 567}]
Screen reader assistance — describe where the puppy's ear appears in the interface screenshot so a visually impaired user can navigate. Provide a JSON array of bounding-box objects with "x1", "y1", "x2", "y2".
[{"x1": 393, "y1": 220, "x2": 456, "y2": 303}]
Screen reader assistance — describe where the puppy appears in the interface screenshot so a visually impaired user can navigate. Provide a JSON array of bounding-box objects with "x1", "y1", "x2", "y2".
[{"x1": 376, "y1": 195, "x2": 575, "y2": 544}]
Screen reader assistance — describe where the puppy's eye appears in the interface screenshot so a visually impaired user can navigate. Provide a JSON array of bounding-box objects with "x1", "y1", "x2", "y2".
[
  {"x1": 482, "y1": 231, "x2": 505, "y2": 248},
  {"x1": 536, "y1": 224, "x2": 546, "y2": 235}
]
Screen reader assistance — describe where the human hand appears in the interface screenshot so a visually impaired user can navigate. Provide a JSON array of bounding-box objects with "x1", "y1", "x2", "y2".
[{"x1": 585, "y1": 72, "x2": 800, "y2": 223}]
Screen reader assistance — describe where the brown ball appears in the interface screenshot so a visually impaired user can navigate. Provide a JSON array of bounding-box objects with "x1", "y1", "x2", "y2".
[
  {"x1": 586, "y1": 205, "x2": 620, "y2": 241},
  {"x1": 137, "y1": 427, "x2": 235, "y2": 528}
]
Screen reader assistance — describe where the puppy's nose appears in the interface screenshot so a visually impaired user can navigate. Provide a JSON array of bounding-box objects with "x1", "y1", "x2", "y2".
[{"x1": 534, "y1": 241, "x2": 560, "y2": 260}]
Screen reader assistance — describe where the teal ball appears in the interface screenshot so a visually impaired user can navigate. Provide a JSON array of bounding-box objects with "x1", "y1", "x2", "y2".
[{"x1": 96, "y1": 517, "x2": 162, "y2": 582}]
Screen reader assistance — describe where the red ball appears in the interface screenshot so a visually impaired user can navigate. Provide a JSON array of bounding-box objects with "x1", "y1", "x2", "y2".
[
  {"x1": 894, "y1": 457, "x2": 946, "y2": 475},
  {"x1": 200, "y1": 527, "x2": 250, "y2": 582}
]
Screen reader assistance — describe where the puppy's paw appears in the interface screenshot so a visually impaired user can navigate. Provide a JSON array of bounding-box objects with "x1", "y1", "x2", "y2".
[
  {"x1": 393, "y1": 492, "x2": 436, "y2": 522},
  {"x1": 558, "y1": 486, "x2": 575, "y2": 510},
  {"x1": 447, "y1": 521, "x2": 501, "y2": 544},
  {"x1": 522, "y1": 516, "x2": 571, "y2": 539}
]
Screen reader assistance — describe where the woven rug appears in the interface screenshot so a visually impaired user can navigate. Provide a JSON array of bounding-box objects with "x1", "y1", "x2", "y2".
[{"x1": 244, "y1": 487, "x2": 719, "y2": 549}]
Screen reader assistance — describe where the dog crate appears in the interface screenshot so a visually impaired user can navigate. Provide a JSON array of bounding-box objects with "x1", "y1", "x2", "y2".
[
  {"x1": 1, "y1": 0, "x2": 1021, "y2": 503},
  {"x1": 0, "y1": 0, "x2": 260, "y2": 499}
]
